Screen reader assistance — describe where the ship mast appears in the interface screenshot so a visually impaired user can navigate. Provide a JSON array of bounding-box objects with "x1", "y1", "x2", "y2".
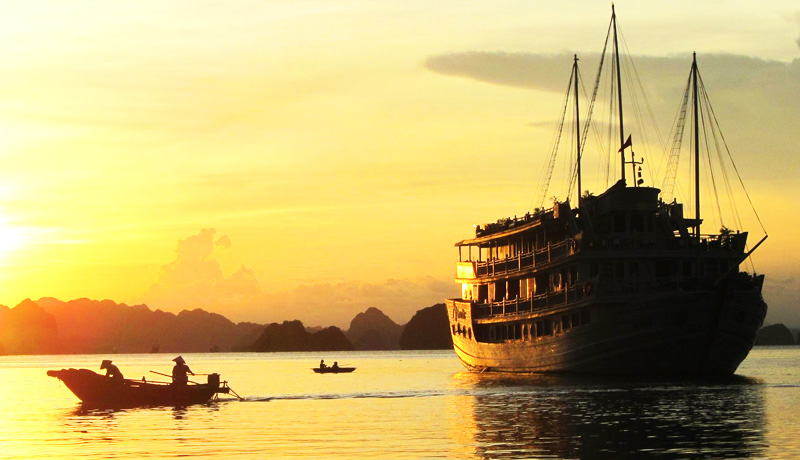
[
  {"x1": 574, "y1": 54, "x2": 582, "y2": 204},
  {"x1": 692, "y1": 52, "x2": 700, "y2": 242},
  {"x1": 611, "y1": 4, "x2": 625, "y2": 184}
]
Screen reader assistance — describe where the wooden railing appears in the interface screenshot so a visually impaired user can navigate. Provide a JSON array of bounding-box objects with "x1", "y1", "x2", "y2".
[
  {"x1": 471, "y1": 282, "x2": 589, "y2": 318},
  {"x1": 474, "y1": 239, "x2": 574, "y2": 277}
]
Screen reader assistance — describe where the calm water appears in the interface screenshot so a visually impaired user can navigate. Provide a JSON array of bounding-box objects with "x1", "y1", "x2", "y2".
[{"x1": 0, "y1": 348, "x2": 797, "y2": 459}]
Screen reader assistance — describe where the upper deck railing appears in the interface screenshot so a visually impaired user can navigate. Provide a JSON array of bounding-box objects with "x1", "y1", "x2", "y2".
[
  {"x1": 460, "y1": 231, "x2": 743, "y2": 281},
  {"x1": 472, "y1": 239, "x2": 573, "y2": 278}
]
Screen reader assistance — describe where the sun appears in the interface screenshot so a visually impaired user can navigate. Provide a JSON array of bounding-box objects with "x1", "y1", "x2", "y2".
[{"x1": 0, "y1": 220, "x2": 26, "y2": 259}]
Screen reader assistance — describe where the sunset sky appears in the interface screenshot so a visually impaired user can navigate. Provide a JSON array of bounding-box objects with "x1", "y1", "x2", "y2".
[{"x1": 0, "y1": 0, "x2": 798, "y2": 327}]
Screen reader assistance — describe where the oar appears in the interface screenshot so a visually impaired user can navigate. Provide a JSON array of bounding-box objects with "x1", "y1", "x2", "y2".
[
  {"x1": 149, "y1": 370, "x2": 202, "y2": 385},
  {"x1": 150, "y1": 370, "x2": 241, "y2": 399},
  {"x1": 227, "y1": 386, "x2": 244, "y2": 401}
]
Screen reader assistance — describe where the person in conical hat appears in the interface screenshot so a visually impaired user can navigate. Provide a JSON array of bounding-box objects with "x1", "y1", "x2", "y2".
[
  {"x1": 171, "y1": 356, "x2": 194, "y2": 385},
  {"x1": 100, "y1": 359, "x2": 124, "y2": 382}
]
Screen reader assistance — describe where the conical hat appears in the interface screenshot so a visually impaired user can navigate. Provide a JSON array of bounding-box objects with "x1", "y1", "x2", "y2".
[{"x1": 172, "y1": 356, "x2": 186, "y2": 364}]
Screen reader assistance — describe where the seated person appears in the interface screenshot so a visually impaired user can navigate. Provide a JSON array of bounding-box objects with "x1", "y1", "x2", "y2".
[
  {"x1": 171, "y1": 356, "x2": 194, "y2": 386},
  {"x1": 100, "y1": 360, "x2": 124, "y2": 382}
]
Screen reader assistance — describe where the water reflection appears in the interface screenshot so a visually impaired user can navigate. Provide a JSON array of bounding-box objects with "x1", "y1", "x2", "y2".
[
  {"x1": 172, "y1": 406, "x2": 188, "y2": 420},
  {"x1": 449, "y1": 373, "x2": 767, "y2": 459}
]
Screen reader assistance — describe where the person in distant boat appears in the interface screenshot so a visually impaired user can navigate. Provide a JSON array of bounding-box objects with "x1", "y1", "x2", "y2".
[
  {"x1": 171, "y1": 356, "x2": 194, "y2": 386},
  {"x1": 332, "y1": 361, "x2": 340, "y2": 370},
  {"x1": 319, "y1": 359, "x2": 327, "y2": 369},
  {"x1": 100, "y1": 360, "x2": 124, "y2": 382}
]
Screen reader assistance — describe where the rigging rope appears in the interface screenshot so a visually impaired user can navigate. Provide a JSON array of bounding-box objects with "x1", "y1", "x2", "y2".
[{"x1": 697, "y1": 71, "x2": 767, "y2": 235}]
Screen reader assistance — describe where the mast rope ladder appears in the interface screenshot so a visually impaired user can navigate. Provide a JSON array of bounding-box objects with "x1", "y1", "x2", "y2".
[
  {"x1": 661, "y1": 74, "x2": 692, "y2": 201},
  {"x1": 532, "y1": 70, "x2": 573, "y2": 210}
]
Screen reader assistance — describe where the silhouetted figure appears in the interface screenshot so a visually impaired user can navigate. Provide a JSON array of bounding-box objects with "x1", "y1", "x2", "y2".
[
  {"x1": 171, "y1": 356, "x2": 194, "y2": 386},
  {"x1": 100, "y1": 359, "x2": 124, "y2": 382},
  {"x1": 319, "y1": 359, "x2": 327, "y2": 369},
  {"x1": 332, "y1": 361, "x2": 340, "y2": 370}
]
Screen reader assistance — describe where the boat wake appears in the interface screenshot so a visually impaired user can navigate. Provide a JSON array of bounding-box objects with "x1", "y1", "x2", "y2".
[{"x1": 241, "y1": 389, "x2": 448, "y2": 402}]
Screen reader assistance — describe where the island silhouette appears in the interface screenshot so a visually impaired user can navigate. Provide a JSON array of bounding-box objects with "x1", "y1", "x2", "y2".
[{"x1": 0, "y1": 297, "x2": 450, "y2": 355}]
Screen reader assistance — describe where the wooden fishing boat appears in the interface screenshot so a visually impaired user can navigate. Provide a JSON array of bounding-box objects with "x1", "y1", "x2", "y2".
[
  {"x1": 312, "y1": 367, "x2": 356, "y2": 374},
  {"x1": 47, "y1": 368, "x2": 231, "y2": 407}
]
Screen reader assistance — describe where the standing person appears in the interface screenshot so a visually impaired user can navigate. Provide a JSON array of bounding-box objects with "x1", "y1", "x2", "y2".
[
  {"x1": 100, "y1": 360, "x2": 124, "y2": 382},
  {"x1": 171, "y1": 356, "x2": 194, "y2": 386}
]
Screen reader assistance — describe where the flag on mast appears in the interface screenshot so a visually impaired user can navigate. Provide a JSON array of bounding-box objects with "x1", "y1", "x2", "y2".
[{"x1": 618, "y1": 134, "x2": 632, "y2": 152}]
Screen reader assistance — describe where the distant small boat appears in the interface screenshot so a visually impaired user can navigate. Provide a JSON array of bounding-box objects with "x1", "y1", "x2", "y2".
[
  {"x1": 47, "y1": 368, "x2": 231, "y2": 407},
  {"x1": 312, "y1": 367, "x2": 356, "y2": 374}
]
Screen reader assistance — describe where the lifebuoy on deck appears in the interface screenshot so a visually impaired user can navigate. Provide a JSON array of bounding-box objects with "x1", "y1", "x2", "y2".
[{"x1": 584, "y1": 282, "x2": 593, "y2": 296}]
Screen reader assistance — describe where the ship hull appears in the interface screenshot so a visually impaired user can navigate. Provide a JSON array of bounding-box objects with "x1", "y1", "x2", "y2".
[{"x1": 447, "y1": 277, "x2": 766, "y2": 375}]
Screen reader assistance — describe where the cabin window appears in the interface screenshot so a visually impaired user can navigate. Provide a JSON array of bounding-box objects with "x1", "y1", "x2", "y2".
[
  {"x1": 630, "y1": 262, "x2": 640, "y2": 281},
  {"x1": 494, "y1": 282, "x2": 505, "y2": 302},
  {"x1": 507, "y1": 280, "x2": 519, "y2": 300},
  {"x1": 468, "y1": 328, "x2": 472, "y2": 340},
  {"x1": 655, "y1": 261, "x2": 672, "y2": 278},
  {"x1": 478, "y1": 285, "x2": 489, "y2": 303},
  {"x1": 613, "y1": 214, "x2": 626, "y2": 233},
  {"x1": 569, "y1": 266, "x2": 578, "y2": 286},
  {"x1": 572, "y1": 313, "x2": 580, "y2": 328},
  {"x1": 524, "y1": 278, "x2": 535, "y2": 298},
  {"x1": 683, "y1": 261, "x2": 693, "y2": 277},
  {"x1": 581, "y1": 310, "x2": 591, "y2": 325},
  {"x1": 545, "y1": 320, "x2": 554, "y2": 336},
  {"x1": 515, "y1": 323, "x2": 522, "y2": 340},
  {"x1": 562, "y1": 315, "x2": 570, "y2": 331},
  {"x1": 537, "y1": 321, "x2": 545, "y2": 337},
  {"x1": 631, "y1": 214, "x2": 645, "y2": 232},
  {"x1": 535, "y1": 274, "x2": 548, "y2": 295},
  {"x1": 591, "y1": 263, "x2": 599, "y2": 277},
  {"x1": 551, "y1": 272, "x2": 562, "y2": 291}
]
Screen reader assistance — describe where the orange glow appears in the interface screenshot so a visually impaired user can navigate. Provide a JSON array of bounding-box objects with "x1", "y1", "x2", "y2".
[{"x1": 0, "y1": 1, "x2": 796, "y2": 327}]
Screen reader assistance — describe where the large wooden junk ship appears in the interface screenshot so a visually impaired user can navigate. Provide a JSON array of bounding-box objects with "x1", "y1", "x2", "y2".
[{"x1": 445, "y1": 8, "x2": 767, "y2": 375}]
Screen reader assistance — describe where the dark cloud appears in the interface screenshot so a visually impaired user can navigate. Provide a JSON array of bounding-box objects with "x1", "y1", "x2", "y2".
[
  {"x1": 796, "y1": 12, "x2": 800, "y2": 49},
  {"x1": 425, "y1": 51, "x2": 800, "y2": 182}
]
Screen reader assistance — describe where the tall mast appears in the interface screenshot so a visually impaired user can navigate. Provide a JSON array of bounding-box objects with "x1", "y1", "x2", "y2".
[
  {"x1": 574, "y1": 54, "x2": 582, "y2": 204},
  {"x1": 612, "y1": 4, "x2": 625, "y2": 184},
  {"x1": 692, "y1": 52, "x2": 700, "y2": 242}
]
